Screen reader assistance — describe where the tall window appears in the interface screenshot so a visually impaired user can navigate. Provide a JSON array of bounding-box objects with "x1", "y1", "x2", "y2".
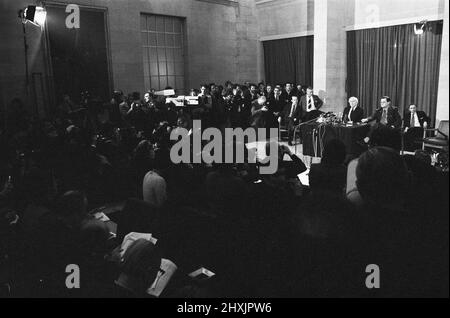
[{"x1": 141, "y1": 14, "x2": 185, "y2": 93}]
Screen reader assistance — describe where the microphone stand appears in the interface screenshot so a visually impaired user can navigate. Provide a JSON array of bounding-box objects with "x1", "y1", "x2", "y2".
[{"x1": 293, "y1": 117, "x2": 322, "y2": 155}]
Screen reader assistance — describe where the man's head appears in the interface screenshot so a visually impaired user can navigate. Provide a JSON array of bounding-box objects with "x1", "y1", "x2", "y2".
[
  {"x1": 285, "y1": 83, "x2": 293, "y2": 93},
  {"x1": 57, "y1": 190, "x2": 89, "y2": 225},
  {"x1": 306, "y1": 86, "x2": 313, "y2": 97},
  {"x1": 409, "y1": 104, "x2": 417, "y2": 113},
  {"x1": 144, "y1": 92, "x2": 151, "y2": 103},
  {"x1": 296, "y1": 84, "x2": 303, "y2": 92},
  {"x1": 258, "y1": 82, "x2": 265, "y2": 91},
  {"x1": 274, "y1": 86, "x2": 281, "y2": 97},
  {"x1": 356, "y1": 147, "x2": 409, "y2": 207},
  {"x1": 380, "y1": 96, "x2": 391, "y2": 109},
  {"x1": 250, "y1": 84, "x2": 258, "y2": 95},
  {"x1": 292, "y1": 95, "x2": 299, "y2": 105},
  {"x1": 257, "y1": 96, "x2": 267, "y2": 106},
  {"x1": 266, "y1": 84, "x2": 273, "y2": 94},
  {"x1": 200, "y1": 84, "x2": 208, "y2": 95},
  {"x1": 348, "y1": 96, "x2": 358, "y2": 108},
  {"x1": 132, "y1": 92, "x2": 140, "y2": 102},
  {"x1": 119, "y1": 239, "x2": 162, "y2": 294}
]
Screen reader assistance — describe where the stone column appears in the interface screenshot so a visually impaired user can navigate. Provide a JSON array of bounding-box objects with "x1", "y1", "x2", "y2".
[
  {"x1": 313, "y1": 0, "x2": 347, "y2": 114},
  {"x1": 436, "y1": 0, "x2": 449, "y2": 124}
]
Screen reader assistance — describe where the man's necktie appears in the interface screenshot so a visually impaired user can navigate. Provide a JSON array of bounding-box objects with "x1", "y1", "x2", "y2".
[
  {"x1": 410, "y1": 113, "x2": 415, "y2": 127},
  {"x1": 381, "y1": 108, "x2": 388, "y2": 125},
  {"x1": 307, "y1": 97, "x2": 311, "y2": 111},
  {"x1": 348, "y1": 108, "x2": 353, "y2": 121}
]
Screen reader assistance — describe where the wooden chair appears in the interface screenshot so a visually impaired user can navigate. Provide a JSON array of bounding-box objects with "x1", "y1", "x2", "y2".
[{"x1": 422, "y1": 120, "x2": 449, "y2": 151}]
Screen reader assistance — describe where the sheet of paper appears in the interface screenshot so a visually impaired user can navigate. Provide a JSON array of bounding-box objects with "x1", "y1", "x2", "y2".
[{"x1": 147, "y1": 259, "x2": 178, "y2": 297}]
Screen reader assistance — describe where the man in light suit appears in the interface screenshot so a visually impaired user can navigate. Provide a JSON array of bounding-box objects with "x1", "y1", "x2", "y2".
[{"x1": 299, "y1": 86, "x2": 323, "y2": 122}]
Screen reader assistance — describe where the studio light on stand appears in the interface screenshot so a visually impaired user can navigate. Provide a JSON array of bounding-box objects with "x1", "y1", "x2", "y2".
[
  {"x1": 17, "y1": 4, "x2": 47, "y2": 113},
  {"x1": 414, "y1": 20, "x2": 427, "y2": 35}
]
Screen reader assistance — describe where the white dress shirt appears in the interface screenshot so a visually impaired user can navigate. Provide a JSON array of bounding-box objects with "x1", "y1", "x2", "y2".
[{"x1": 409, "y1": 112, "x2": 421, "y2": 127}]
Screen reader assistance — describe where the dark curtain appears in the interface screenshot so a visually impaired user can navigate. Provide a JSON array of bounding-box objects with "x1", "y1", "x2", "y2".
[
  {"x1": 263, "y1": 36, "x2": 313, "y2": 86},
  {"x1": 347, "y1": 21, "x2": 443, "y2": 125},
  {"x1": 46, "y1": 6, "x2": 110, "y2": 105}
]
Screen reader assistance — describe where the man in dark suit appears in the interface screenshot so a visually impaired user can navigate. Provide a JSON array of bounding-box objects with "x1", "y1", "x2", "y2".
[
  {"x1": 403, "y1": 104, "x2": 429, "y2": 151},
  {"x1": 299, "y1": 86, "x2": 323, "y2": 121},
  {"x1": 342, "y1": 96, "x2": 364, "y2": 123},
  {"x1": 282, "y1": 83, "x2": 296, "y2": 105},
  {"x1": 282, "y1": 95, "x2": 302, "y2": 145},
  {"x1": 362, "y1": 96, "x2": 402, "y2": 129},
  {"x1": 268, "y1": 85, "x2": 285, "y2": 116}
]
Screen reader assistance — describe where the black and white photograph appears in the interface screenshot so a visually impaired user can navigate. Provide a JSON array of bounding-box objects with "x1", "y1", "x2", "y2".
[{"x1": 0, "y1": 0, "x2": 448, "y2": 300}]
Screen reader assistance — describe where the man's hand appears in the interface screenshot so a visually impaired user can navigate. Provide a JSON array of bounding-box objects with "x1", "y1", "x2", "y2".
[
  {"x1": 279, "y1": 144, "x2": 292, "y2": 156},
  {"x1": 361, "y1": 118, "x2": 368, "y2": 123}
]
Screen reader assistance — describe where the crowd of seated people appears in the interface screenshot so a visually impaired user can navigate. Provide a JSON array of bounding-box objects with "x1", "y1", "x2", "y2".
[{"x1": 0, "y1": 81, "x2": 448, "y2": 298}]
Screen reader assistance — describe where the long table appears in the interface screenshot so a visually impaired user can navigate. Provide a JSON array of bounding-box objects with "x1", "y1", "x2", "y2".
[{"x1": 299, "y1": 122, "x2": 370, "y2": 158}]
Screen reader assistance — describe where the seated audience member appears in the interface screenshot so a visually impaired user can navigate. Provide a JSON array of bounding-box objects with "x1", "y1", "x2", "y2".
[
  {"x1": 362, "y1": 96, "x2": 402, "y2": 129},
  {"x1": 115, "y1": 239, "x2": 162, "y2": 297},
  {"x1": 265, "y1": 191, "x2": 363, "y2": 297},
  {"x1": 205, "y1": 163, "x2": 249, "y2": 216},
  {"x1": 77, "y1": 219, "x2": 118, "y2": 297},
  {"x1": 309, "y1": 139, "x2": 347, "y2": 195},
  {"x1": 265, "y1": 84, "x2": 274, "y2": 99},
  {"x1": 282, "y1": 95, "x2": 302, "y2": 145},
  {"x1": 251, "y1": 96, "x2": 267, "y2": 115},
  {"x1": 263, "y1": 141, "x2": 307, "y2": 180},
  {"x1": 131, "y1": 140, "x2": 155, "y2": 191},
  {"x1": 342, "y1": 96, "x2": 364, "y2": 123},
  {"x1": 354, "y1": 146, "x2": 445, "y2": 296},
  {"x1": 296, "y1": 84, "x2": 306, "y2": 98},
  {"x1": 198, "y1": 84, "x2": 212, "y2": 110},
  {"x1": 21, "y1": 168, "x2": 56, "y2": 234},
  {"x1": 248, "y1": 83, "x2": 260, "y2": 102},
  {"x1": 347, "y1": 126, "x2": 401, "y2": 207},
  {"x1": 268, "y1": 85, "x2": 285, "y2": 116},
  {"x1": 403, "y1": 104, "x2": 429, "y2": 151},
  {"x1": 142, "y1": 148, "x2": 170, "y2": 208},
  {"x1": 283, "y1": 83, "x2": 296, "y2": 104},
  {"x1": 258, "y1": 82, "x2": 266, "y2": 98},
  {"x1": 26, "y1": 191, "x2": 91, "y2": 296},
  {"x1": 299, "y1": 86, "x2": 323, "y2": 121}
]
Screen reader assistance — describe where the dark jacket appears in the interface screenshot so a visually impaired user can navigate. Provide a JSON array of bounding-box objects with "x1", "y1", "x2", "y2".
[
  {"x1": 342, "y1": 106, "x2": 364, "y2": 123},
  {"x1": 368, "y1": 106, "x2": 402, "y2": 129},
  {"x1": 403, "y1": 111, "x2": 429, "y2": 128},
  {"x1": 283, "y1": 101, "x2": 302, "y2": 121}
]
